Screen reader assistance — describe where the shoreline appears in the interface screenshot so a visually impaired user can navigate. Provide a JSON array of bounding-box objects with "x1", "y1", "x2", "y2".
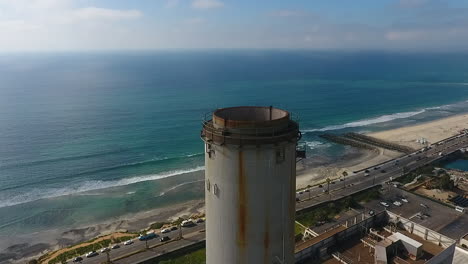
[
  {"x1": 368, "y1": 113, "x2": 468, "y2": 149},
  {"x1": 1, "y1": 199, "x2": 205, "y2": 263},
  {"x1": 5, "y1": 112, "x2": 468, "y2": 263}
]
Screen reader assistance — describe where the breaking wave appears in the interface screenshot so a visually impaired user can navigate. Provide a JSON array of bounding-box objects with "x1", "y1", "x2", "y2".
[
  {"x1": 0, "y1": 166, "x2": 205, "y2": 208},
  {"x1": 304, "y1": 141, "x2": 330, "y2": 149},
  {"x1": 157, "y1": 180, "x2": 204, "y2": 197},
  {"x1": 303, "y1": 109, "x2": 426, "y2": 133}
]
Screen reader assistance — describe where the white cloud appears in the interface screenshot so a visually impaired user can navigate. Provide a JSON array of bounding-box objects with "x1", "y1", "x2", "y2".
[
  {"x1": 73, "y1": 7, "x2": 142, "y2": 20},
  {"x1": 0, "y1": 19, "x2": 41, "y2": 32},
  {"x1": 192, "y1": 0, "x2": 224, "y2": 9}
]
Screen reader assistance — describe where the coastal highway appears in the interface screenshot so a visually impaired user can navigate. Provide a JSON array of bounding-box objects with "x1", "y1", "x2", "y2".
[
  {"x1": 69, "y1": 133, "x2": 468, "y2": 263},
  {"x1": 295, "y1": 132, "x2": 468, "y2": 208},
  {"x1": 70, "y1": 222, "x2": 205, "y2": 264}
]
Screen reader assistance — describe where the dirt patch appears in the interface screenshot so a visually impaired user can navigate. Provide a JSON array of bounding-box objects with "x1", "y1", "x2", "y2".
[{"x1": 414, "y1": 187, "x2": 457, "y2": 202}]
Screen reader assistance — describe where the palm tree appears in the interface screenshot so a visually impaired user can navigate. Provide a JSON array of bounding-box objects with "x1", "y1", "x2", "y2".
[
  {"x1": 174, "y1": 217, "x2": 185, "y2": 239},
  {"x1": 326, "y1": 177, "x2": 331, "y2": 200},
  {"x1": 342, "y1": 171, "x2": 348, "y2": 188}
]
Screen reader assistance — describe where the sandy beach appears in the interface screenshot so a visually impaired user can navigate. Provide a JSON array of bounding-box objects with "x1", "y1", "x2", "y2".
[
  {"x1": 368, "y1": 114, "x2": 468, "y2": 149},
  {"x1": 296, "y1": 147, "x2": 401, "y2": 188},
  {"x1": 296, "y1": 113, "x2": 468, "y2": 188},
  {"x1": 0, "y1": 199, "x2": 205, "y2": 263}
]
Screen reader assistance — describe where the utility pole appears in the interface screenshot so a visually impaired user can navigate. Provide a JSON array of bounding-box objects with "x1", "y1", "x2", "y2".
[
  {"x1": 307, "y1": 184, "x2": 311, "y2": 200},
  {"x1": 342, "y1": 171, "x2": 348, "y2": 189},
  {"x1": 106, "y1": 251, "x2": 110, "y2": 264},
  {"x1": 326, "y1": 178, "x2": 331, "y2": 200}
]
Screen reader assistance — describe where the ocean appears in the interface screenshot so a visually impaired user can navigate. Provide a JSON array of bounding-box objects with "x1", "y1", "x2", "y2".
[{"x1": 1, "y1": 51, "x2": 468, "y2": 239}]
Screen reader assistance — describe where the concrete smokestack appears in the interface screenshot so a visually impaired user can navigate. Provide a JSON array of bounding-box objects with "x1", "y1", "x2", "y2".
[{"x1": 201, "y1": 106, "x2": 301, "y2": 264}]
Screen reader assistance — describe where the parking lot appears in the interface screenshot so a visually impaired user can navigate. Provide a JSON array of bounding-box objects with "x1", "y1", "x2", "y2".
[{"x1": 365, "y1": 185, "x2": 467, "y2": 240}]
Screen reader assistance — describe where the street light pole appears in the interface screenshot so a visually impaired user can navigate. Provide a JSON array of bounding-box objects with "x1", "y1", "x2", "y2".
[{"x1": 342, "y1": 171, "x2": 348, "y2": 189}]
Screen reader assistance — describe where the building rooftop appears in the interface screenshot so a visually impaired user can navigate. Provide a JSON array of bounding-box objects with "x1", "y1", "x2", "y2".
[
  {"x1": 462, "y1": 233, "x2": 468, "y2": 240},
  {"x1": 320, "y1": 227, "x2": 447, "y2": 264},
  {"x1": 387, "y1": 232, "x2": 423, "y2": 249},
  {"x1": 295, "y1": 225, "x2": 346, "y2": 253}
]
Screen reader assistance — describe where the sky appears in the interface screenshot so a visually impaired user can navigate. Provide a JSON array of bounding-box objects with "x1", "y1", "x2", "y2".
[{"x1": 1, "y1": 0, "x2": 468, "y2": 51}]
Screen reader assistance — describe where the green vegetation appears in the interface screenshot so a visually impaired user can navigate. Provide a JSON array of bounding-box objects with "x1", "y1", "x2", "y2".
[
  {"x1": 157, "y1": 248, "x2": 206, "y2": 264},
  {"x1": 352, "y1": 188, "x2": 380, "y2": 203},
  {"x1": 296, "y1": 202, "x2": 343, "y2": 227},
  {"x1": 295, "y1": 222, "x2": 305, "y2": 235},
  {"x1": 150, "y1": 222, "x2": 168, "y2": 230},
  {"x1": 437, "y1": 173, "x2": 454, "y2": 190},
  {"x1": 48, "y1": 235, "x2": 135, "y2": 264},
  {"x1": 398, "y1": 165, "x2": 435, "y2": 184},
  {"x1": 296, "y1": 187, "x2": 380, "y2": 228}
]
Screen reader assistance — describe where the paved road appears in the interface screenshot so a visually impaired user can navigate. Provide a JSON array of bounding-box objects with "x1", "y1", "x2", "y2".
[
  {"x1": 71, "y1": 223, "x2": 205, "y2": 264},
  {"x1": 69, "y1": 133, "x2": 468, "y2": 263},
  {"x1": 115, "y1": 231, "x2": 205, "y2": 264},
  {"x1": 295, "y1": 133, "x2": 468, "y2": 210}
]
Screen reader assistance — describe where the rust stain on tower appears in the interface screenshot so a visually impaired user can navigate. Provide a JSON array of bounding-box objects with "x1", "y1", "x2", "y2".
[
  {"x1": 201, "y1": 106, "x2": 301, "y2": 264},
  {"x1": 237, "y1": 150, "x2": 247, "y2": 249}
]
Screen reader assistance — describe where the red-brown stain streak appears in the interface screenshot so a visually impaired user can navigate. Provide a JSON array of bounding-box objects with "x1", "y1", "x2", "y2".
[{"x1": 237, "y1": 151, "x2": 247, "y2": 250}]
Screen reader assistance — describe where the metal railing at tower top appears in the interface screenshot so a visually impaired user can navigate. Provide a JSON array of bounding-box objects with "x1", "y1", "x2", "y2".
[
  {"x1": 201, "y1": 118, "x2": 301, "y2": 146},
  {"x1": 201, "y1": 109, "x2": 301, "y2": 126},
  {"x1": 200, "y1": 108, "x2": 302, "y2": 146}
]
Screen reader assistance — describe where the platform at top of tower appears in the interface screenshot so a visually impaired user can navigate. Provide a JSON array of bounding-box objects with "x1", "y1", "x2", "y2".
[
  {"x1": 202, "y1": 106, "x2": 300, "y2": 146},
  {"x1": 213, "y1": 106, "x2": 290, "y2": 129}
]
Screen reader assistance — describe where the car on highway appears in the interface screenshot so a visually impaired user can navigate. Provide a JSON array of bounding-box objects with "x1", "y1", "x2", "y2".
[
  {"x1": 318, "y1": 184, "x2": 323, "y2": 188},
  {"x1": 100, "y1": 247, "x2": 110, "y2": 253},
  {"x1": 73, "y1": 256, "x2": 83, "y2": 262},
  {"x1": 393, "y1": 201, "x2": 402, "y2": 207},
  {"x1": 364, "y1": 173, "x2": 370, "y2": 177},
  {"x1": 380, "y1": 169, "x2": 386, "y2": 173},
  {"x1": 111, "y1": 244, "x2": 120, "y2": 249},
  {"x1": 374, "y1": 167, "x2": 379, "y2": 170},
  {"x1": 365, "y1": 169, "x2": 370, "y2": 173},
  {"x1": 420, "y1": 203, "x2": 429, "y2": 209},
  {"x1": 181, "y1": 220, "x2": 195, "y2": 227},
  {"x1": 161, "y1": 228, "x2": 171, "y2": 233},
  {"x1": 124, "y1": 240, "x2": 134, "y2": 245},
  {"x1": 401, "y1": 198, "x2": 408, "y2": 203},
  {"x1": 139, "y1": 232, "x2": 157, "y2": 241},
  {"x1": 380, "y1": 201, "x2": 389, "y2": 207},
  {"x1": 170, "y1": 226, "x2": 178, "y2": 231},
  {"x1": 85, "y1": 251, "x2": 98, "y2": 258},
  {"x1": 160, "y1": 236, "x2": 171, "y2": 242}
]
